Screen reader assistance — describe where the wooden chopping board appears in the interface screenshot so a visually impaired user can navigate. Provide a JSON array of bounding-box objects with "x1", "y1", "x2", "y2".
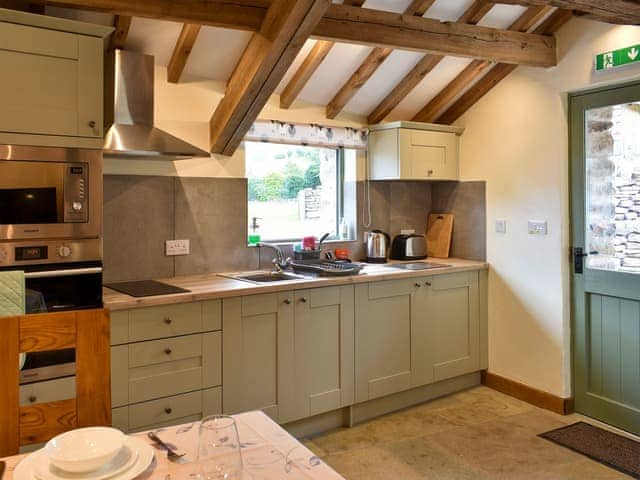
[{"x1": 427, "y1": 213, "x2": 454, "y2": 258}]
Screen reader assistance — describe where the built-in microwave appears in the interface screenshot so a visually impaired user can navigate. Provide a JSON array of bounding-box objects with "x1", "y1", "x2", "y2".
[{"x1": 0, "y1": 144, "x2": 101, "y2": 241}]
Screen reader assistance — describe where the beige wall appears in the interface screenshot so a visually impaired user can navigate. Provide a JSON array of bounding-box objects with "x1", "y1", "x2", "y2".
[
  {"x1": 103, "y1": 65, "x2": 367, "y2": 179},
  {"x1": 457, "y1": 17, "x2": 640, "y2": 397}
]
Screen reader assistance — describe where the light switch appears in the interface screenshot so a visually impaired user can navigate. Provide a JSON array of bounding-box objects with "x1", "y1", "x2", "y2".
[
  {"x1": 166, "y1": 239, "x2": 190, "y2": 256},
  {"x1": 528, "y1": 220, "x2": 548, "y2": 235},
  {"x1": 495, "y1": 219, "x2": 507, "y2": 234}
]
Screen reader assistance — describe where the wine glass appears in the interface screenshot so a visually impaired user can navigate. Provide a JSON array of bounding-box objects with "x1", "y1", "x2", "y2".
[{"x1": 197, "y1": 416, "x2": 243, "y2": 480}]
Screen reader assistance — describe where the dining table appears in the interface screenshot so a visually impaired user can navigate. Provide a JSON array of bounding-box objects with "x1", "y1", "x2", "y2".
[{"x1": 1, "y1": 411, "x2": 345, "y2": 480}]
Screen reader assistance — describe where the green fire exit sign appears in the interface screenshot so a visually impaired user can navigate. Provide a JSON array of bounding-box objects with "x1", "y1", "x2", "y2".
[{"x1": 595, "y1": 45, "x2": 640, "y2": 71}]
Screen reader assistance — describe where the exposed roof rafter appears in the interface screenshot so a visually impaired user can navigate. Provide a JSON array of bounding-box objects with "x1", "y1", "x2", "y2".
[
  {"x1": 413, "y1": 5, "x2": 554, "y2": 123},
  {"x1": 278, "y1": 0, "x2": 365, "y2": 109},
  {"x1": 324, "y1": 0, "x2": 438, "y2": 119},
  {"x1": 435, "y1": 8, "x2": 573, "y2": 125},
  {"x1": 495, "y1": 0, "x2": 640, "y2": 25},
  {"x1": 367, "y1": 0, "x2": 496, "y2": 124},
  {"x1": 167, "y1": 23, "x2": 201, "y2": 83},
  {"x1": 209, "y1": 0, "x2": 331, "y2": 155}
]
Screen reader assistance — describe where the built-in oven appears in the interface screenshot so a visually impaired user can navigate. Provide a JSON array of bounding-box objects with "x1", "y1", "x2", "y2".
[
  {"x1": 0, "y1": 238, "x2": 103, "y2": 385},
  {"x1": 0, "y1": 144, "x2": 101, "y2": 241}
]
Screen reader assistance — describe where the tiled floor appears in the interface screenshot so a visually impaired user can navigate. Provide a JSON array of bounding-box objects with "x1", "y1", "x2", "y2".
[{"x1": 303, "y1": 387, "x2": 632, "y2": 479}]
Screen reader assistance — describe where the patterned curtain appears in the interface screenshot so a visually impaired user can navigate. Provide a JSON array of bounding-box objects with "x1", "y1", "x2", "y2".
[{"x1": 245, "y1": 120, "x2": 368, "y2": 150}]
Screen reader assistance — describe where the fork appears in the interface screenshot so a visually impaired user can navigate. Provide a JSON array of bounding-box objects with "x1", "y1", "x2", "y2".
[{"x1": 147, "y1": 432, "x2": 186, "y2": 461}]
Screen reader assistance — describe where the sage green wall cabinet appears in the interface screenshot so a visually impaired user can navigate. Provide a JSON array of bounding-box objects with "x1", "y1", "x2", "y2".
[
  {"x1": 355, "y1": 271, "x2": 484, "y2": 403},
  {"x1": 368, "y1": 121, "x2": 464, "y2": 181},
  {"x1": 222, "y1": 285, "x2": 355, "y2": 424},
  {"x1": 0, "y1": 8, "x2": 112, "y2": 148},
  {"x1": 222, "y1": 292, "x2": 293, "y2": 422},
  {"x1": 110, "y1": 300, "x2": 222, "y2": 433}
]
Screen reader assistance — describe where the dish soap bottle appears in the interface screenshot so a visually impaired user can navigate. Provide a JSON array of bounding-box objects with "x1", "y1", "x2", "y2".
[
  {"x1": 248, "y1": 217, "x2": 261, "y2": 245},
  {"x1": 339, "y1": 217, "x2": 349, "y2": 240}
]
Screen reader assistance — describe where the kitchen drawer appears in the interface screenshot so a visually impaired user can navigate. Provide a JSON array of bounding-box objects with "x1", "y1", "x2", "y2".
[
  {"x1": 19, "y1": 377, "x2": 76, "y2": 406},
  {"x1": 111, "y1": 387, "x2": 222, "y2": 433},
  {"x1": 110, "y1": 300, "x2": 221, "y2": 345},
  {"x1": 112, "y1": 331, "x2": 221, "y2": 406}
]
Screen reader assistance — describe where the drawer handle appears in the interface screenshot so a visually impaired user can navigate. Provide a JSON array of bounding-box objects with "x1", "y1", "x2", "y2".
[
  {"x1": 164, "y1": 348, "x2": 172, "y2": 355},
  {"x1": 300, "y1": 297, "x2": 307, "y2": 303},
  {"x1": 425, "y1": 281, "x2": 432, "y2": 287},
  {"x1": 164, "y1": 407, "x2": 172, "y2": 415},
  {"x1": 28, "y1": 395, "x2": 37, "y2": 403},
  {"x1": 89, "y1": 120, "x2": 96, "y2": 128},
  {"x1": 164, "y1": 317, "x2": 172, "y2": 325},
  {"x1": 283, "y1": 299, "x2": 291, "y2": 305},
  {"x1": 427, "y1": 169, "x2": 434, "y2": 176},
  {"x1": 414, "y1": 283, "x2": 421, "y2": 288}
]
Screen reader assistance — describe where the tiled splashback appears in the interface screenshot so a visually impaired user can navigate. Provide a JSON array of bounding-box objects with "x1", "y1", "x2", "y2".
[{"x1": 103, "y1": 176, "x2": 486, "y2": 283}]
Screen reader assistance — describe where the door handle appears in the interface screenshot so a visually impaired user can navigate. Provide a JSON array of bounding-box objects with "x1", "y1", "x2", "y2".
[{"x1": 573, "y1": 247, "x2": 598, "y2": 274}]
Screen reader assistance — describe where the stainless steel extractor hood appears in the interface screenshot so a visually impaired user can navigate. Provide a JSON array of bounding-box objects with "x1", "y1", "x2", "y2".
[{"x1": 104, "y1": 50, "x2": 210, "y2": 160}]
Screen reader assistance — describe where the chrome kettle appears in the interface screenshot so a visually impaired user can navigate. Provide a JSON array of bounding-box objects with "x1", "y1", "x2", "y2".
[{"x1": 365, "y1": 230, "x2": 391, "y2": 263}]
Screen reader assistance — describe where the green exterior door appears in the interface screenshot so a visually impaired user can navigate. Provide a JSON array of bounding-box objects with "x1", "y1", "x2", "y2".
[{"x1": 571, "y1": 82, "x2": 640, "y2": 434}]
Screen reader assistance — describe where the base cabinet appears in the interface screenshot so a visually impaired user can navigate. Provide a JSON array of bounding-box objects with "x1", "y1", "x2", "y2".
[
  {"x1": 356, "y1": 271, "x2": 482, "y2": 403},
  {"x1": 222, "y1": 285, "x2": 355, "y2": 424}
]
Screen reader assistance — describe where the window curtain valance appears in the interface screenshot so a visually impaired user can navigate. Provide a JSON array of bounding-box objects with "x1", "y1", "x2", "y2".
[{"x1": 245, "y1": 120, "x2": 368, "y2": 150}]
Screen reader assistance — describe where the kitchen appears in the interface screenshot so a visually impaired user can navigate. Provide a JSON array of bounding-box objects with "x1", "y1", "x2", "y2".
[{"x1": 1, "y1": 1, "x2": 640, "y2": 479}]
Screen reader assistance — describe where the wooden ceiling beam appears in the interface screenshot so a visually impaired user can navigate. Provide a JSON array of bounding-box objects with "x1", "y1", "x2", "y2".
[
  {"x1": 435, "y1": 8, "x2": 573, "y2": 124},
  {"x1": 209, "y1": 0, "x2": 331, "y2": 155},
  {"x1": 40, "y1": 1, "x2": 557, "y2": 67},
  {"x1": 413, "y1": 5, "x2": 553, "y2": 123},
  {"x1": 167, "y1": 23, "x2": 201, "y2": 83},
  {"x1": 366, "y1": 0, "x2": 494, "y2": 124},
  {"x1": 493, "y1": 0, "x2": 640, "y2": 25},
  {"x1": 278, "y1": 0, "x2": 365, "y2": 109},
  {"x1": 110, "y1": 14, "x2": 131, "y2": 49},
  {"x1": 324, "y1": 0, "x2": 437, "y2": 119}
]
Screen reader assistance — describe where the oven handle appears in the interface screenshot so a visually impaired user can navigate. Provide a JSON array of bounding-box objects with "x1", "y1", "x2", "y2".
[{"x1": 24, "y1": 267, "x2": 102, "y2": 279}]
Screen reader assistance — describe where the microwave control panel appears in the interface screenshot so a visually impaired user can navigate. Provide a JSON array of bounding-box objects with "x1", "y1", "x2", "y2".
[{"x1": 63, "y1": 164, "x2": 88, "y2": 223}]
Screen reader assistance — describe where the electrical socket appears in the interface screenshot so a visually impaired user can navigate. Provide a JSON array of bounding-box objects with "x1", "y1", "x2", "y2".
[
  {"x1": 166, "y1": 239, "x2": 190, "y2": 256},
  {"x1": 528, "y1": 220, "x2": 548, "y2": 235},
  {"x1": 495, "y1": 219, "x2": 507, "y2": 234}
]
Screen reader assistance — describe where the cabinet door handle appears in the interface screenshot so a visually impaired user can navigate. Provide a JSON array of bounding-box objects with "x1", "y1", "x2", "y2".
[
  {"x1": 414, "y1": 283, "x2": 421, "y2": 288},
  {"x1": 164, "y1": 317, "x2": 172, "y2": 325},
  {"x1": 28, "y1": 395, "x2": 37, "y2": 403},
  {"x1": 425, "y1": 281, "x2": 432, "y2": 287},
  {"x1": 427, "y1": 169, "x2": 433, "y2": 176},
  {"x1": 283, "y1": 299, "x2": 291, "y2": 305},
  {"x1": 89, "y1": 120, "x2": 96, "y2": 128},
  {"x1": 300, "y1": 297, "x2": 308, "y2": 303},
  {"x1": 164, "y1": 407, "x2": 172, "y2": 415},
  {"x1": 164, "y1": 348, "x2": 172, "y2": 355}
]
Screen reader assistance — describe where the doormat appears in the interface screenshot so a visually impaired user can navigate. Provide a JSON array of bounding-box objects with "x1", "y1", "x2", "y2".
[{"x1": 539, "y1": 421, "x2": 640, "y2": 479}]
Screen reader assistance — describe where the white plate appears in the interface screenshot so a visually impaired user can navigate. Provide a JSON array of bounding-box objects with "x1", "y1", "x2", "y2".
[
  {"x1": 14, "y1": 437, "x2": 154, "y2": 480},
  {"x1": 34, "y1": 444, "x2": 138, "y2": 480}
]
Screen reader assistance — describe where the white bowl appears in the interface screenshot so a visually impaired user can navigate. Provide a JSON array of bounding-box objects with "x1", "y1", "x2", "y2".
[{"x1": 45, "y1": 427, "x2": 125, "y2": 473}]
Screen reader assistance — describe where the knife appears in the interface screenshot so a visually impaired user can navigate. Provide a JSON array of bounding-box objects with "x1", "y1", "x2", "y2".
[{"x1": 147, "y1": 432, "x2": 186, "y2": 460}]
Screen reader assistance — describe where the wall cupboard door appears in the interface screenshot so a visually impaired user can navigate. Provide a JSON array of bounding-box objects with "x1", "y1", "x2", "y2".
[
  {"x1": 0, "y1": 22, "x2": 103, "y2": 139},
  {"x1": 222, "y1": 292, "x2": 294, "y2": 422},
  {"x1": 282, "y1": 286, "x2": 354, "y2": 423},
  {"x1": 355, "y1": 279, "x2": 413, "y2": 403}
]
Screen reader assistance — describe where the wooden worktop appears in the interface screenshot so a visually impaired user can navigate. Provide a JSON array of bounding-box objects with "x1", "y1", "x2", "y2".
[{"x1": 103, "y1": 258, "x2": 488, "y2": 311}]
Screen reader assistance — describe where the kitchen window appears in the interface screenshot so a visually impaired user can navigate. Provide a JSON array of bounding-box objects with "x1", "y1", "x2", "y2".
[{"x1": 246, "y1": 142, "x2": 352, "y2": 243}]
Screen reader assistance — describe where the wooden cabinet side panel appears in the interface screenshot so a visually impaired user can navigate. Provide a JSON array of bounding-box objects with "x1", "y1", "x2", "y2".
[{"x1": 369, "y1": 129, "x2": 399, "y2": 180}]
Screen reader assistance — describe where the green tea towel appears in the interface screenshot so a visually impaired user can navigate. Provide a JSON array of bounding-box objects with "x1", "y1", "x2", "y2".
[{"x1": 0, "y1": 270, "x2": 25, "y2": 317}]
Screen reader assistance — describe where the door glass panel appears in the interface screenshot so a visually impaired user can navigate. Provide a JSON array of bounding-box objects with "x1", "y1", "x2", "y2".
[{"x1": 586, "y1": 101, "x2": 640, "y2": 272}]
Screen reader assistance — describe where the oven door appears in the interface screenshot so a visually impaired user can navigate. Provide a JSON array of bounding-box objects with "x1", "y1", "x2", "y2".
[
  {"x1": 0, "y1": 145, "x2": 102, "y2": 240},
  {"x1": 14, "y1": 262, "x2": 103, "y2": 385}
]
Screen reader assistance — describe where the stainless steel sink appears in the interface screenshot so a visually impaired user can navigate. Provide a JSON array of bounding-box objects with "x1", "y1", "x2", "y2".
[{"x1": 223, "y1": 271, "x2": 307, "y2": 284}]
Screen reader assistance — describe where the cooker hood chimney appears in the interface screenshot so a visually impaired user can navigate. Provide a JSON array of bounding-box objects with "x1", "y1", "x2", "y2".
[{"x1": 103, "y1": 50, "x2": 210, "y2": 160}]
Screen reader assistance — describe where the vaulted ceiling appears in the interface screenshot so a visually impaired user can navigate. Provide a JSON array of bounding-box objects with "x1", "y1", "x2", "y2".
[{"x1": 31, "y1": 0, "x2": 632, "y2": 154}]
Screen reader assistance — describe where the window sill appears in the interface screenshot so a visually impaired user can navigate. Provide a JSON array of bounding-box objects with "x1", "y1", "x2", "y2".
[{"x1": 248, "y1": 239, "x2": 360, "y2": 248}]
